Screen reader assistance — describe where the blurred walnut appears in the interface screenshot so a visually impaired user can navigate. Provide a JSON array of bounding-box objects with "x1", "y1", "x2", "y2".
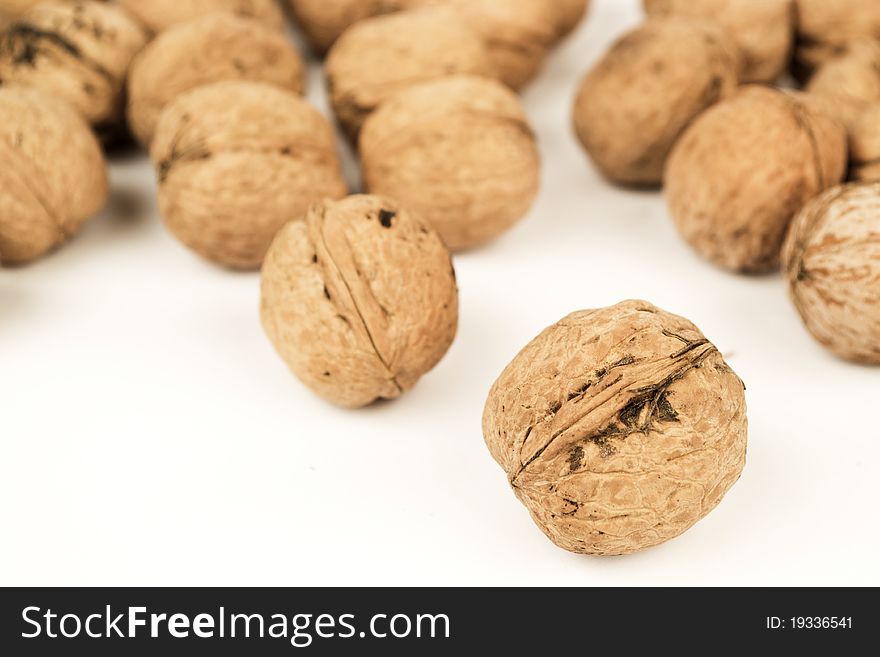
[
  {"x1": 117, "y1": 0, "x2": 284, "y2": 34},
  {"x1": 665, "y1": 86, "x2": 847, "y2": 273},
  {"x1": 325, "y1": 8, "x2": 494, "y2": 140},
  {"x1": 483, "y1": 300, "x2": 748, "y2": 556},
  {"x1": 127, "y1": 13, "x2": 304, "y2": 146},
  {"x1": 573, "y1": 18, "x2": 740, "y2": 187},
  {"x1": 360, "y1": 75, "x2": 540, "y2": 251},
  {"x1": 644, "y1": 0, "x2": 794, "y2": 83},
  {"x1": 556, "y1": 0, "x2": 590, "y2": 38},
  {"x1": 794, "y1": 0, "x2": 880, "y2": 80},
  {"x1": 151, "y1": 81, "x2": 346, "y2": 269},
  {"x1": 850, "y1": 105, "x2": 880, "y2": 183},
  {"x1": 0, "y1": 1, "x2": 147, "y2": 135},
  {"x1": 783, "y1": 183, "x2": 880, "y2": 364},
  {"x1": 0, "y1": 86, "x2": 108, "y2": 265},
  {"x1": 807, "y1": 40, "x2": 880, "y2": 129},
  {"x1": 261, "y1": 195, "x2": 459, "y2": 408}
]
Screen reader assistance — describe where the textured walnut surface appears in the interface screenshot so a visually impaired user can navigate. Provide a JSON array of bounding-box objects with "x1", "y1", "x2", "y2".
[
  {"x1": 573, "y1": 18, "x2": 739, "y2": 187},
  {"x1": 325, "y1": 7, "x2": 495, "y2": 140},
  {"x1": 794, "y1": 0, "x2": 880, "y2": 80},
  {"x1": 0, "y1": 85, "x2": 107, "y2": 265},
  {"x1": 665, "y1": 85, "x2": 847, "y2": 273},
  {"x1": 783, "y1": 183, "x2": 880, "y2": 364},
  {"x1": 807, "y1": 40, "x2": 880, "y2": 129},
  {"x1": 644, "y1": 0, "x2": 794, "y2": 84},
  {"x1": 0, "y1": 1, "x2": 147, "y2": 133},
  {"x1": 117, "y1": 0, "x2": 284, "y2": 34},
  {"x1": 483, "y1": 300, "x2": 747, "y2": 556},
  {"x1": 151, "y1": 80, "x2": 346, "y2": 270},
  {"x1": 261, "y1": 195, "x2": 459, "y2": 408},
  {"x1": 361, "y1": 75, "x2": 540, "y2": 251},
  {"x1": 127, "y1": 12, "x2": 305, "y2": 147}
]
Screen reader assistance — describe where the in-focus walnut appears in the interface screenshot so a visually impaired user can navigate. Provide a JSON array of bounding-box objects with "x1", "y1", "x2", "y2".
[
  {"x1": 0, "y1": 86, "x2": 108, "y2": 265},
  {"x1": 0, "y1": 1, "x2": 148, "y2": 136},
  {"x1": 783, "y1": 183, "x2": 880, "y2": 364},
  {"x1": 361, "y1": 75, "x2": 540, "y2": 251},
  {"x1": 573, "y1": 18, "x2": 740, "y2": 187},
  {"x1": 644, "y1": 0, "x2": 794, "y2": 83},
  {"x1": 325, "y1": 7, "x2": 495, "y2": 140},
  {"x1": 806, "y1": 40, "x2": 880, "y2": 129},
  {"x1": 483, "y1": 300, "x2": 747, "y2": 556},
  {"x1": 127, "y1": 12, "x2": 305, "y2": 147},
  {"x1": 261, "y1": 194, "x2": 459, "y2": 408},
  {"x1": 151, "y1": 81, "x2": 347, "y2": 270},
  {"x1": 665, "y1": 85, "x2": 847, "y2": 273},
  {"x1": 850, "y1": 106, "x2": 880, "y2": 183},
  {"x1": 794, "y1": 0, "x2": 880, "y2": 81},
  {"x1": 117, "y1": 0, "x2": 284, "y2": 34}
]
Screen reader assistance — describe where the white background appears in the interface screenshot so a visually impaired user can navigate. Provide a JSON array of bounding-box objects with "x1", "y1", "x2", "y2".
[{"x1": 2, "y1": 0, "x2": 878, "y2": 587}]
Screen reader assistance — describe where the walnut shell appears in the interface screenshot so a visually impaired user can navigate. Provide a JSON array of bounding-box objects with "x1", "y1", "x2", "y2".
[
  {"x1": 850, "y1": 105, "x2": 880, "y2": 183},
  {"x1": 794, "y1": 0, "x2": 880, "y2": 81},
  {"x1": 447, "y1": 0, "x2": 559, "y2": 90},
  {"x1": 261, "y1": 194, "x2": 459, "y2": 408},
  {"x1": 782, "y1": 183, "x2": 880, "y2": 364},
  {"x1": 360, "y1": 75, "x2": 540, "y2": 251},
  {"x1": 127, "y1": 12, "x2": 305, "y2": 147},
  {"x1": 325, "y1": 7, "x2": 495, "y2": 141},
  {"x1": 151, "y1": 80, "x2": 347, "y2": 270},
  {"x1": 573, "y1": 18, "x2": 740, "y2": 187},
  {"x1": 0, "y1": 86, "x2": 108, "y2": 265},
  {"x1": 665, "y1": 85, "x2": 847, "y2": 273},
  {"x1": 0, "y1": 0, "x2": 106, "y2": 21},
  {"x1": 0, "y1": 1, "x2": 148, "y2": 134},
  {"x1": 483, "y1": 300, "x2": 747, "y2": 556},
  {"x1": 644, "y1": 0, "x2": 794, "y2": 84},
  {"x1": 117, "y1": 0, "x2": 284, "y2": 34},
  {"x1": 285, "y1": 0, "x2": 411, "y2": 55},
  {"x1": 806, "y1": 40, "x2": 880, "y2": 129}
]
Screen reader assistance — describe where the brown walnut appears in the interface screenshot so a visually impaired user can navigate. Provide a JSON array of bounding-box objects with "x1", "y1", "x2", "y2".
[
  {"x1": 325, "y1": 7, "x2": 495, "y2": 141},
  {"x1": 260, "y1": 194, "x2": 459, "y2": 408},
  {"x1": 0, "y1": 85, "x2": 108, "y2": 265},
  {"x1": 850, "y1": 105, "x2": 880, "y2": 183},
  {"x1": 806, "y1": 40, "x2": 880, "y2": 129},
  {"x1": 127, "y1": 12, "x2": 305, "y2": 147},
  {"x1": 151, "y1": 80, "x2": 347, "y2": 270},
  {"x1": 782, "y1": 183, "x2": 880, "y2": 364},
  {"x1": 665, "y1": 85, "x2": 847, "y2": 273},
  {"x1": 0, "y1": 1, "x2": 148, "y2": 135},
  {"x1": 483, "y1": 300, "x2": 748, "y2": 556},
  {"x1": 117, "y1": 0, "x2": 284, "y2": 34},
  {"x1": 573, "y1": 18, "x2": 740, "y2": 187},
  {"x1": 360, "y1": 75, "x2": 540, "y2": 251},
  {"x1": 644, "y1": 0, "x2": 795, "y2": 83},
  {"x1": 794, "y1": 0, "x2": 880, "y2": 81}
]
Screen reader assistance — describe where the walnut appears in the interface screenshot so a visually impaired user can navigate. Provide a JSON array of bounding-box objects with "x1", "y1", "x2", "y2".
[
  {"x1": 573, "y1": 18, "x2": 740, "y2": 187},
  {"x1": 483, "y1": 300, "x2": 747, "y2": 556},
  {"x1": 0, "y1": 1, "x2": 148, "y2": 136},
  {"x1": 117, "y1": 0, "x2": 285, "y2": 34},
  {"x1": 794, "y1": 0, "x2": 880, "y2": 81},
  {"x1": 325, "y1": 7, "x2": 494, "y2": 140},
  {"x1": 286, "y1": 0, "x2": 414, "y2": 55},
  {"x1": 806, "y1": 40, "x2": 880, "y2": 129},
  {"x1": 150, "y1": 80, "x2": 347, "y2": 270},
  {"x1": 260, "y1": 194, "x2": 459, "y2": 408},
  {"x1": 782, "y1": 183, "x2": 880, "y2": 364},
  {"x1": 360, "y1": 75, "x2": 540, "y2": 251},
  {"x1": 127, "y1": 12, "x2": 305, "y2": 146},
  {"x1": 665, "y1": 85, "x2": 847, "y2": 273},
  {"x1": 644, "y1": 0, "x2": 794, "y2": 83},
  {"x1": 0, "y1": 86, "x2": 108, "y2": 265},
  {"x1": 0, "y1": 0, "x2": 106, "y2": 22},
  {"x1": 850, "y1": 105, "x2": 880, "y2": 183}
]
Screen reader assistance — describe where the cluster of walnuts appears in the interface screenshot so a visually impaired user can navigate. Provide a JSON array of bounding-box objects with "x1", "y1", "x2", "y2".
[
  {"x1": 573, "y1": 0, "x2": 880, "y2": 369},
  {"x1": 0, "y1": 1, "x2": 875, "y2": 559}
]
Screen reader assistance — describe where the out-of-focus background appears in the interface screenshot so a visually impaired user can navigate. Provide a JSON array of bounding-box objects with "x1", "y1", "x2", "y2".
[{"x1": 1, "y1": 0, "x2": 877, "y2": 586}]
